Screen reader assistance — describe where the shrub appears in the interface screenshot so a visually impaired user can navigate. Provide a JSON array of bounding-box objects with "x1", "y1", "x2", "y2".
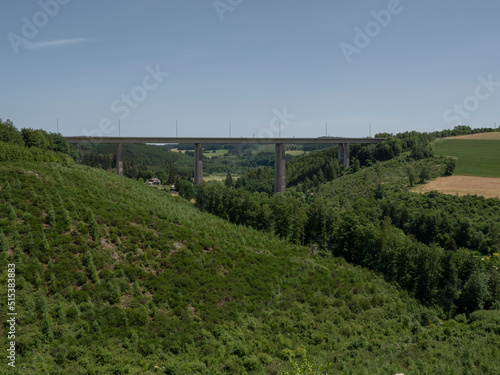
[
  {"x1": 178, "y1": 179, "x2": 196, "y2": 200},
  {"x1": 444, "y1": 158, "x2": 456, "y2": 175},
  {"x1": 243, "y1": 355, "x2": 262, "y2": 371},
  {"x1": 0, "y1": 233, "x2": 8, "y2": 252},
  {"x1": 40, "y1": 314, "x2": 54, "y2": 342},
  {"x1": 61, "y1": 209, "x2": 72, "y2": 232},
  {"x1": 47, "y1": 208, "x2": 56, "y2": 226},
  {"x1": 66, "y1": 302, "x2": 80, "y2": 320},
  {"x1": 94, "y1": 347, "x2": 112, "y2": 365},
  {"x1": 469, "y1": 310, "x2": 500, "y2": 325}
]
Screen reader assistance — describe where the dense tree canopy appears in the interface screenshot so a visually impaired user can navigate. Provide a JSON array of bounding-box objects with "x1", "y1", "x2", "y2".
[
  {"x1": 195, "y1": 143, "x2": 500, "y2": 317},
  {"x1": 0, "y1": 118, "x2": 25, "y2": 146}
]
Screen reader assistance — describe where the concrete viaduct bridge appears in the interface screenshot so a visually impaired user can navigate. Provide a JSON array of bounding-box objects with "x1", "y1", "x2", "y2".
[{"x1": 65, "y1": 137, "x2": 385, "y2": 193}]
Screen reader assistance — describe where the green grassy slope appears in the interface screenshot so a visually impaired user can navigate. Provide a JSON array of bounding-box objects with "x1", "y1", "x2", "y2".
[
  {"x1": 317, "y1": 154, "x2": 449, "y2": 199},
  {"x1": 433, "y1": 139, "x2": 500, "y2": 178},
  {"x1": 1, "y1": 161, "x2": 499, "y2": 374}
]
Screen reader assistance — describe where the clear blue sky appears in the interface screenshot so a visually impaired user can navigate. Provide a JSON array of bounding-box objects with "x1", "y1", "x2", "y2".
[{"x1": 1, "y1": 0, "x2": 500, "y2": 138}]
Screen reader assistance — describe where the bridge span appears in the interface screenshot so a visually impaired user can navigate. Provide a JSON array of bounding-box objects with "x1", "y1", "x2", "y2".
[{"x1": 65, "y1": 136, "x2": 385, "y2": 193}]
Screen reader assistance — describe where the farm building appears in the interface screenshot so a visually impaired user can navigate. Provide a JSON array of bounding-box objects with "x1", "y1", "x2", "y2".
[{"x1": 146, "y1": 178, "x2": 161, "y2": 186}]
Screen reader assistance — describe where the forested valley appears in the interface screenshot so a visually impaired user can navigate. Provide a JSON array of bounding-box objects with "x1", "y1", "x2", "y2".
[{"x1": 195, "y1": 127, "x2": 500, "y2": 317}]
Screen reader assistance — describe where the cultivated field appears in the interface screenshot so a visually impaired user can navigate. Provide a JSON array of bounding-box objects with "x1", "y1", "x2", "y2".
[
  {"x1": 412, "y1": 175, "x2": 500, "y2": 199},
  {"x1": 204, "y1": 173, "x2": 240, "y2": 181},
  {"x1": 202, "y1": 149, "x2": 229, "y2": 157},
  {"x1": 433, "y1": 137, "x2": 500, "y2": 178},
  {"x1": 285, "y1": 150, "x2": 308, "y2": 156},
  {"x1": 446, "y1": 132, "x2": 500, "y2": 140}
]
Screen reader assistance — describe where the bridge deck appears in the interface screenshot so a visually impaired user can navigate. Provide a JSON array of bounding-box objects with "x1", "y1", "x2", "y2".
[{"x1": 65, "y1": 136, "x2": 384, "y2": 144}]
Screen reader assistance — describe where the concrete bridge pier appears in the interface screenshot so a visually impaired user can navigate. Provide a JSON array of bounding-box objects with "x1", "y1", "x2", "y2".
[
  {"x1": 337, "y1": 143, "x2": 344, "y2": 166},
  {"x1": 194, "y1": 143, "x2": 203, "y2": 185},
  {"x1": 343, "y1": 143, "x2": 350, "y2": 169},
  {"x1": 117, "y1": 143, "x2": 124, "y2": 176},
  {"x1": 274, "y1": 143, "x2": 286, "y2": 194},
  {"x1": 337, "y1": 143, "x2": 350, "y2": 169}
]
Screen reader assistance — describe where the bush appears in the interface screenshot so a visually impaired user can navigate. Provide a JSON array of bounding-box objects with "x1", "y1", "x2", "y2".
[
  {"x1": 469, "y1": 310, "x2": 500, "y2": 324},
  {"x1": 444, "y1": 158, "x2": 456, "y2": 175},
  {"x1": 66, "y1": 302, "x2": 80, "y2": 320},
  {"x1": 177, "y1": 179, "x2": 196, "y2": 200},
  {"x1": 0, "y1": 233, "x2": 8, "y2": 252},
  {"x1": 0, "y1": 141, "x2": 74, "y2": 164},
  {"x1": 243, "y1": 355, "x2": 262, "y2": 371},
  {"x1": 94, "y1": 347, "x2": 112, "y2": 365}
]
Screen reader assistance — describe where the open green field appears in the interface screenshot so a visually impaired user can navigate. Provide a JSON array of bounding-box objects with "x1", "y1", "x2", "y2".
[
  {"x1": 202, "y1": 149, "x2": 229, "y2": 157},
  {"x1": 433, "y1": 139, "x2": 500, "y2": 178},
  {"x1": 204, "y1": 173, "x2": 240, "y2": 181},
  {"x1": 285, "y1": 150, "x2": 308, "y2": 156}
]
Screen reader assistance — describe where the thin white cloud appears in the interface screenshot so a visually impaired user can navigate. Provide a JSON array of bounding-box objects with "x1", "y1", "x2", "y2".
[{"x1": 25, "y1": 38, "x2": 90, "y2": 50}]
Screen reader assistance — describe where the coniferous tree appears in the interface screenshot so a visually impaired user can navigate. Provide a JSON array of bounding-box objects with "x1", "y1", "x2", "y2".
[
  {"x1": 0, "y1": 233, "x2": 8, "y2": 252},
  {"x1": 324, "y1": 161, "x2": 336, "y2": 180},
  {"x1": 7, "y1": 203, "x2": 16, "y2": 221},
  {"x1": 47, "y1": 208, "x2": 56, "y2": 226},
  {"x1": 55, "y1": 300, "x2": 66, "y2": 323},
  {"x1": 40, "y1": 314, "x2": 54, "y2": 342},
  {"x1": 225, "y1": 172, "x2": 234, "y2": 187},
  {"x1": 84, "y1": 250, "x2": 99, "y2": 283},
  {"x1": 332, "y1": 159, "x2": 341, "y2": 177},
  {"x1": 61, "y1": 208, "x2": 72, "y2": 232},
  {"x1": 40, "y1": 231, "x2": 50, "y2": 252}
]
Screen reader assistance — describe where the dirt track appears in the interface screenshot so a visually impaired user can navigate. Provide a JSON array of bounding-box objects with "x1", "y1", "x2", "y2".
[
  {"x1": 446, "y1": 132, "x2": 500, "y2": 140},
  {"x1": 412, "y1": 176, "x2": 500, "y2": 199}
]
